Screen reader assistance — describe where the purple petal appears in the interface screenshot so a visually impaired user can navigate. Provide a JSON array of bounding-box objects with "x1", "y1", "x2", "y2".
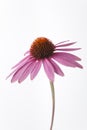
[
  {"x1": 18, "y1": 60, "x2": 36, "y2": 83},
  {"x1": 53, "y1": 56, "x2": 76, "y2": 67},
  {"x1": 49, "y1": 58, "x2": 64, "y2": 76},
  {"x1": 6, "y1": 57, "x2": 36, "y2": 80},
  {"x1": 24, "y1": 51, "x2": 30, "y2": 56},
  {"x1": 12, "y1": 55, "x2": 29, "y2": 69},
  {"x1": 12, "y1": 55, "x2": 34, "y2": 69},
  {"x1": 11, "y1": 62, "x2": 31, "y2": 82},
  {"x1": 52, "y1": 53, "x2": 83, "y2": 68},
  {"x1": 55, "y1": 48, "x2": 81, "y2": 51},
  {"x1": 56, "y1": 40, "x2": 70, "y2": 45},
  {"x1": 53, "y1": 52, "x2": 81, "y2": 61},
  {"x1": 30, "y1": 60, "x2": 42, "y2": 80},
  {"x1": 71, "y1": 61, "x2": 83, "y2": 69},
  {"x1": 43, "y1": 59, "x2": 54, "y2": 82},
  {"x1": 6, "y1": 69, "x2": 18, "y2": 79},
  {"x1": 55, "y1": 42, "x2": 76, "y2": 47}
]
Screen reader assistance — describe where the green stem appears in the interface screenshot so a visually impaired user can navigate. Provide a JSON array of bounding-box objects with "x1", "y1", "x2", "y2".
[{"x1": 49, "y1": 81, "x2": 55, "y2": 130}]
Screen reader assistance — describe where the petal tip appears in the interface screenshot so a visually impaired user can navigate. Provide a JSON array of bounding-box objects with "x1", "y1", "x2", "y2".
[
  {"x1": 18, "y1": 80, "x2": 21, "y2": 83},
  {"x1": 11, "y1": 80, "x2": 14, "y2": 83},
  {"x1": 80, "y1": 65, "x2": 83, "y2": 69}
]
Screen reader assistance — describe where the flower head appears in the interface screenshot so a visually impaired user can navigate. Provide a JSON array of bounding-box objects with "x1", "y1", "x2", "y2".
[{"x1": 7, "y1": 37, "x2": 83, "y2": 83}]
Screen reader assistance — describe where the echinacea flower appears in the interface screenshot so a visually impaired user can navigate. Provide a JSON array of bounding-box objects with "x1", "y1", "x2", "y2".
[{"x1": 7, "y1": 37, "x2": 83, "y2": 130}]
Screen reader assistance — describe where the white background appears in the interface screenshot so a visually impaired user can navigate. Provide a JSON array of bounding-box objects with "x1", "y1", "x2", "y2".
[{"x1": 0, "y1": 0, "x2": 87, "y2": 130}]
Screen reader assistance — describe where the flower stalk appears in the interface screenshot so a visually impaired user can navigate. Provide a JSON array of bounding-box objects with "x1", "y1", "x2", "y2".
[{"x1": 50, "y1": 81, "x2": 55, "y2": 130}]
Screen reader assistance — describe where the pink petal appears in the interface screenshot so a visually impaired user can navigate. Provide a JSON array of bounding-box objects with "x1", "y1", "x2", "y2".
[
  {"x1": 18, "y1": 60, "x2": 36, "y2": 83},
  {"x1": 70, "y1": 61, "x2": 83, "y2": 69},
  {"x1": 12, "y1": 55, "x2": 29, "y2": 69},
  {"x1": 6, "y1": 69, "x2": 17, "y2": 80},
  {"x1": 52, "y1": 54, "x2": 83, "y2": 68},
  {"x1": 53, "y1": 56, "x2": 76, "y2": 67},
  {"x1": 55, "y1": 48, "x2": 81, "y2": 51},
  {"x1": 55, "y1": 42, "x2": 76, "y2": 47},
  {"x1": 53, "y1": 52, "x2": 81, "y2": 61},
  {"x1": 11, "y1": 62, "x2": 31, "y2": 82},
  {"x1": 56, "y1": 40, "x2": 70, "y2": 45},
  {"x1": 7, "y1": 58, "x2": 36, "y2": 80},
  {"x1": 24, "y1": 51, "x2": 30, "y2": 56},
  {"x1": 12, "y1": 55, "x2": 34, "y2": 69},
  {"x1": 43, "y1": 59, "x2": 54, "y2": 82},
  {"x1": 30, "y1": 60, "x2": 42, "y2": 80},
  {"x1": 49, "y1": 58, "x2": 64, "y2": 76}
]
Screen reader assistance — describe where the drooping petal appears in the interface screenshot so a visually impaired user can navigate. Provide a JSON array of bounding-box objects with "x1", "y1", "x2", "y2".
[
  {"x1": 53, "y1": 52, "x2": 81, "y2": 61},
  {"x1": 18, "y1": 60, "x2": 36, "y2": 83},
  {"x1": 49, "y1": 58, "x2": 64, "y2": 76},
  {"x1": 24, "y1": 50, "x2": 30, "y2": 56},
  {"x1": 71, "y1": 61, "x2": 83, "y2": 69},
  {"x1": 12, "y1": 55, "x2": 30, "y2": 69},
  {"x1": 11, "y1": 62, "x2": 31, "y2": 82},
  {"x1": 53, "y1": 56, "x2": 77, "y2": 67},
  {"x1": 30, "y1": 60, "x2": 42, "y2": 80},
  {"x1": 6, "y1": 69, "x2": 18, "y2": 79},
  {"x1": 43, "y1": 59, "x2": 54, "y2": 82},
  {"x1": 55, "y1": 42, "x2": 76, "y2": 47},
  {"x1": 7, "y1": 57, "x2": 35, "y2": 80},
  {"x1": 56, "y1": 40, "x2": 70, "y2": 45},
  {"x1": 55, "y1": 48, "x2": 81, "y2": 51},
  {"x1": 7, "y1": 62, "x2": 30, "y2": 80},
  {"x1": 52, "y1": 53, "x2": 83, "y2": 68}
]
